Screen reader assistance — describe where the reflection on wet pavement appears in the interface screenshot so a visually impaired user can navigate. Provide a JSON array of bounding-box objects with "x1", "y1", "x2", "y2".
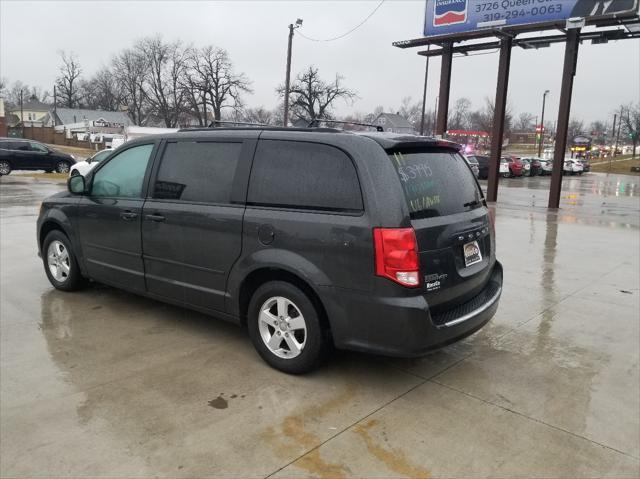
[{"x1": 1, "y1": 173, "x2": 639, "y2": 477}]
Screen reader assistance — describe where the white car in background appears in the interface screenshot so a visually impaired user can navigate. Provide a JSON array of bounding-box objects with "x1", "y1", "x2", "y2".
[
  {"x1": 563, "y1": 159, "x2": 584, "y2": 175},
  {"x1": 539, "y1": 159, "x2": 553, "y2": 175},
  {"x1": 69, "y1": 149, "x2": 113, "y2": 177}
]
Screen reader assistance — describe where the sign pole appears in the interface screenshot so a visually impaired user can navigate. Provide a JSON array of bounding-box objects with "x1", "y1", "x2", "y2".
[
  {"x1": 435, "y1": 42, "x2": 453, "y2": 136},
  {"x1": 420, "y1": 45, "x2": 431, "y2": 136},
  {"x1": 486, "y1": 36, "x2": 513, "y2": 203},
  {"x1": 549, "y1": 28, "x2": 580, "y2": 209}
]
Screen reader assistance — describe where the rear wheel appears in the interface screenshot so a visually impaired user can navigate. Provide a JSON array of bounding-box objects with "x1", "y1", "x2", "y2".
[
  {"x1": 55, "y1": 161, "x2": 71, "y2": 174},
  {"x1": 42, "y1": 230, "x2": 87, "y2": 291},
  {"x1": 247, "y1": 281, "x2": 328, "y2": 374},
  {"x1": 0, "y1": 160, "x2": 11, "y2": 176}
]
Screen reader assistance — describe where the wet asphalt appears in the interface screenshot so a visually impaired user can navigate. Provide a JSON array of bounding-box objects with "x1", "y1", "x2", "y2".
[{"x1": 1, "y1": 172, "x2": 639, "y2": 478}]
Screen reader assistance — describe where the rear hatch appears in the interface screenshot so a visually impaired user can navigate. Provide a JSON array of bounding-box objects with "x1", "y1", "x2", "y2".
[{"x1": 388, "y1": 147, "x2": 495, "y2": 312}]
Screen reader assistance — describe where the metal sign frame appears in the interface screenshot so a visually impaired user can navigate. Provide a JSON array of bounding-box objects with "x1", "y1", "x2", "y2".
[{"x1": 393, "y1": 11, "x2": 640, "y2": 208}]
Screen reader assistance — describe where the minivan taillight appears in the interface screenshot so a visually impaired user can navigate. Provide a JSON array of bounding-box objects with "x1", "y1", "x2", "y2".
[{"x1": 373, "y1": 228, "x2": 420, "y2": 288}]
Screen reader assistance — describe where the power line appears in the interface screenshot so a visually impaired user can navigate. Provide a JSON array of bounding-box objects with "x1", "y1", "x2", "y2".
[{"x1": 297, "y1": 0, "x2": 386, "y2": 42}]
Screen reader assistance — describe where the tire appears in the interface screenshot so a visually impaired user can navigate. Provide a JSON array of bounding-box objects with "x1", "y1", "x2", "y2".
[
  {"x1": 70, "y1": 169, "x2": 80, "y2": 176},
  {"x1": 247, "y1": 281, "x2": 328, "y2": 374},
  {"x1": 55, "y1": 161, "x2": 71, "y2": 174},
  {"x1": 0, "y1": 160, "x2": 11, "y2": 176},
  {"x1": 42, "y1": 230, "x2": 88, "y2": 292}
]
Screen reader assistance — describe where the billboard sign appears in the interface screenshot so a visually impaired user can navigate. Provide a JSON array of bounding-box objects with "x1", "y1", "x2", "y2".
[{"x1": 424, "y1": 0, "x2": 639, "y2": 38}]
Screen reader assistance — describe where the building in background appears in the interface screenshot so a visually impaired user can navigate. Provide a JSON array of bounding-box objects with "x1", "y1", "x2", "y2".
[
  {"x1": 0, "y1": 98, "x2": 7, "y2": 137},
  {"x1": 7, "y1": 99, "x2": 51, "y2": 127},
  {"x1": 374, "y1": 113, "x2": 416, "y2": 135}
]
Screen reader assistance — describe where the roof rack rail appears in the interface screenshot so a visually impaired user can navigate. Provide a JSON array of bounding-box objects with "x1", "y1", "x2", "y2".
[
  {"x1": 308, "y1": 119, "x2": 384, "y2": 132},
  {"x1": 207, "y1": 120, "x2": 271, "y2": 128}
]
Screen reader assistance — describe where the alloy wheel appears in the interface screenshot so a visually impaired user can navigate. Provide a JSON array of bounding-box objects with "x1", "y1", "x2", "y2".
[
  {"x1": 56, "y1": 161, "x2": 70, "y2": 174},
  {"x1": 258, "y1": 296, "x2": 307, "y2": 359},
  {"x1": 0, "y1": 161, "x2": 10, "y2": 175},
  {"x1": 47, "y1": 240, "x2": 71, "y2": 283}
]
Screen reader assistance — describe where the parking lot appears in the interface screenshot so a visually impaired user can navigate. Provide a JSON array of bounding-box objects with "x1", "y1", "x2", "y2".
[{"x1": 1, "y1": 172, "x2": 638, "y2": 478}]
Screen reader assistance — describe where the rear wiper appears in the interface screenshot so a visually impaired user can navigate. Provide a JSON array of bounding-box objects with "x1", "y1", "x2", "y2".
[{"x1": 463, "y1": 200, "x2": 481, "y2": 208}]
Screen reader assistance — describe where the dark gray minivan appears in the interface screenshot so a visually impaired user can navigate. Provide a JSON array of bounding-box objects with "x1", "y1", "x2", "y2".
[{"x1": 37, "y1": 128, "x2": 503, "y2": 373}]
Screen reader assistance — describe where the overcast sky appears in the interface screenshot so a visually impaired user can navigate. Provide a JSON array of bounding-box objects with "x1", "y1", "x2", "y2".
[{"x1": 1, "y1": 0, "x2": 639, "y2": 126}]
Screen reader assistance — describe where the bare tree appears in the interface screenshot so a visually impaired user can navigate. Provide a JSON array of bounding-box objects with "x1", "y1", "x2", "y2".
[
  {"x1": 516, "y1": 112, "x2": 535, "y2": 131},
  {"x1": 181, "y1": 49, "x2": 208, "y2": 126},
  {"x1": 620, "y1": 103, "x2": 640, "y2": 157},
  {"x1": 55, "y1": 51, "x2": 82, "y2": 108},
  {"x1": 189, "y1": 45, "x2": 252, "y2": 122},
  {"x1": 112, "y1": 47, "x2": 149, "y2": 125},
  {"x1": 449, "y1": 97, "x2": 472, "y2": 131},
  {"x1": 567, "y1": 118, "x2": 585, "y2": 142},
  {"x1": 468, "y1": 97, "x2": 513, "y2": 134},
  {"x1": 278, "y1": 66, "x2": 357, "y2": 122},
  {"x1": 80, "y1": 69, "x2": 121, "y2": 111},
  {"x1": 137, "y1": 36, "x2": 190, "y2": 128},
  {"x1": 240, "y1": 106, "x2": 276, "y2": 125},
  {"x1": 396, "y1": 97, "x2": 422, "y2": 129},
  {"x1": 4, "y1": 81, "x2": 50, "y2": 106}
]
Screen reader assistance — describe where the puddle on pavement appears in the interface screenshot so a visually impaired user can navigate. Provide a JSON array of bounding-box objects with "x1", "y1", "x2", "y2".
[{"x1": 208, "y1": 395, "x2": 228, "y2": 410}]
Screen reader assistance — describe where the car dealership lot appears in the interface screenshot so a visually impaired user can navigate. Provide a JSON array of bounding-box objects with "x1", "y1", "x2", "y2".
[{"x1": 1, "y1": 174, "x2": 638, "y2": 478}]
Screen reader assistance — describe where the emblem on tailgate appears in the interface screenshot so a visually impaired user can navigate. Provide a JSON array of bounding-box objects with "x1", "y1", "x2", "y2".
[{"x1": 425, "y1": 273, "x2": 448, "y2": 292}]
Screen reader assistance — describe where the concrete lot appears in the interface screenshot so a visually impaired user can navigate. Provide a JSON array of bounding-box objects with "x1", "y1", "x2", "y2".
[{"x1": 1, "y1": 173, "x2": 639, "y2": 478}]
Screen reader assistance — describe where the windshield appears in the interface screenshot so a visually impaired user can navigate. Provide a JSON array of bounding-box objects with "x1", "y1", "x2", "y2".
[{"x1": 389, "y1": 149, "x2": 483, "y2": 219}]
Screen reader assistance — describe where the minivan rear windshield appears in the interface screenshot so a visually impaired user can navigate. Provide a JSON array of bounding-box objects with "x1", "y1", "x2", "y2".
[{"x1": 388, "y1": 148, "x2": 483, "y2": 219}]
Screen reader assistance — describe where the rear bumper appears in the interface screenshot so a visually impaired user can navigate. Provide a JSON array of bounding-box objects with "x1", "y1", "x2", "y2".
[{"x1": 320, "y1": 261, "x2": 503, "y2": 357}]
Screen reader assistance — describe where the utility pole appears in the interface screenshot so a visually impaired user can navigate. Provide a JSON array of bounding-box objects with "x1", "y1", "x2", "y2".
[
  {"x1": 19, "y1": 89, "x2": 24, "y2": 138},
  {"x1": 283, "y1": 19, "x2": 303, "y2": 127},
  {"x1": 53, "y1": 85, "x2": 57, "y2": 126},
  {"x1": 614, "y1": 106, "x2": 623, "y2": 156},
  {"x1": 538, "y1": 90, "x2": 550, "y2": 158},
  {"x1": 419, "y1": 46, "x2": 431, "y2": 136}
]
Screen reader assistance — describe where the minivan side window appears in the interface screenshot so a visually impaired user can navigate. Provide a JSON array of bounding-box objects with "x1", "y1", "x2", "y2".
[
  {"x1": 153, "y1": 141, "x2": 242, "y2": 204},
  {"x1": 92, "y1": 144, "x2": 154, "y2": 198},
  {"x1": 247, "y1": 140, "x2": 363, "y2": 212}
]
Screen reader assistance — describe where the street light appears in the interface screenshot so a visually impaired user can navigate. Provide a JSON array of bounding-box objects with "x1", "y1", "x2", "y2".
[
  {"x1": 283, "y1": 18, "x2": 303, "y2": 127},
  {"x1": 538, "y1": 90, "x2": 550, "y2": 158}
]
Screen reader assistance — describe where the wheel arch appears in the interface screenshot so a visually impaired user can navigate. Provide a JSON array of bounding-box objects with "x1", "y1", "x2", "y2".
[
  {"x1": 39, "y1": 218, "x2": 70, "y2": 251},
  {"x1": 237, "y1": 267, "x2": 331, "y2": 335}
]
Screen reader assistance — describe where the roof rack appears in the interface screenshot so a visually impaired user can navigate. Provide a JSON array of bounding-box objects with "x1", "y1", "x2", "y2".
[
  {"x1": 308, "y1": 119, "x2": 384, "y2": 132},
  {"x1": 176, "y1": 126, "x2": 343, "y2": 134},
  {"x1": 208, "y1": 120, "x2": 271, "y2": 128}
]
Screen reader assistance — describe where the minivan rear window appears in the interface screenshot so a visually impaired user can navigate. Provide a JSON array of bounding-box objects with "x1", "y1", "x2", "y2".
[
  {"x1": 248, "y1": 140, "x2": 363, "y2": 212},
  {"x1": 389, "y1": 149, "x2": 482, "y2": 219}
]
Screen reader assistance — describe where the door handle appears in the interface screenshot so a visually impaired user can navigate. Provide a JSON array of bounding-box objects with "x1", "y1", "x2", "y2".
[
  {"x1": 120, "y1": 211, "x2": 138, "y2": 221},
  {"x1": 145, "y1": 214, "x2": 166, "y2": 222}
]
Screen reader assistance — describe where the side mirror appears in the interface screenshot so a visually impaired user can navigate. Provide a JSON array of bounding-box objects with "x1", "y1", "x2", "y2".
[{"x1": 68, "y1": 175, "x2": 86, "y2": 195}]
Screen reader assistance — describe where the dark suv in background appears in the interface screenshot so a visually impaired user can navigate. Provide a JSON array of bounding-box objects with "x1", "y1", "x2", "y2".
[
  {"x1": 37, "y1": 128, "x2": 503, "y2": 373},
  {"x1": 0, "y1": 138, "x2": 76, "y2": 175}
]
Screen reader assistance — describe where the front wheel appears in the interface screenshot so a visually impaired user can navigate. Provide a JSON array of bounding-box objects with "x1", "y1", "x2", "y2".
[
  {"x1": 42, "y1": 230, "x2": 87, "y2": 291},
  {"x1": 55, "y1": 161, "x2": 71, "y2": 174},
  {"x1": 0, "y1": 160, "x2": 11, "y2": 176},
  {"x1": 70, "y1": 169, "x2": 80, "y2": 176},
  {"x1": 247, "y1": 281, "x2": 329, "y2": 374}
]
